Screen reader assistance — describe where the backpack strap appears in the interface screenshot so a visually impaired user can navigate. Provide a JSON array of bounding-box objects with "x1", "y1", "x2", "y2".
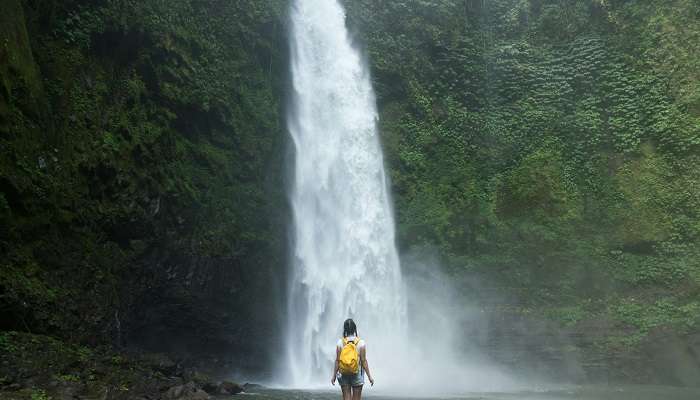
[
  {"x1": 356, "y1": 337, "x2": 363, "y2": 376},
  {"x1": 343, "y1": 337, "x2": 359, "y2": 346}
]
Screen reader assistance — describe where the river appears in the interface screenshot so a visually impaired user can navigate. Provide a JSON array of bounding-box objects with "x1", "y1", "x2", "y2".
[{"x1": 232, "y1": 386, "x2": 700, "y2": 400}]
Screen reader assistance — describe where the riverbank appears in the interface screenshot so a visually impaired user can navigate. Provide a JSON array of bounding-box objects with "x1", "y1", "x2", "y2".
[{"x1": 0, "y1": 331, "x2": 251, "y2": 400}]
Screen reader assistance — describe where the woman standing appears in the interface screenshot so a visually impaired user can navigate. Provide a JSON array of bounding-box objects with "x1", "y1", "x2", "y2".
[{"x1": 331, "y1": 319, "x2": 374, "y2": 400}]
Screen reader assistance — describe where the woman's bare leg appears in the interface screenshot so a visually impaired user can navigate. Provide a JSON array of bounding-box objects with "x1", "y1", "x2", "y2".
[
  {"x1": 351, "y1": 385, "x2": 363, "y2": 400},
  {"x1": 341, "y1": 385, "x2": 352, "y2": 400}
]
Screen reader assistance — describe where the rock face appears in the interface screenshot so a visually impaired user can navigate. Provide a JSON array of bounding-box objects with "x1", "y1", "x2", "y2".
[
  {"x1": 0, "y1": 0, "x2": 288, "y2": 378},
  {"x1": 477, "y1": 311, "x2": 592, "y2": 382},
  {"x1": 644, "y1": 332, "x2": 700, "y2": 387},
  {"x1": 475, "y1": 310, "x2": 700, "y2": 386},
  {"x1": 125, "y1": 253, "x2": 285, "y2": 372}
]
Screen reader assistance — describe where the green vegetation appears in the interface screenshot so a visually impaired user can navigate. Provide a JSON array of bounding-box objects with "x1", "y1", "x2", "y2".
[
  {"x1": 0, "y1": 331, "x2": 208, "y2": 399},
  {"x1": 1, "y1": 0, "x2": 699, "y2": 388},
  {"x1": 345, "y1": 0, "x2": 700, "y2": 376},
  {"x1": 1, "y1": 0, "x2": 286, "y2": 353},
  {"x1": 29, "y1": 390, "x2": 51, "y2": 400}
]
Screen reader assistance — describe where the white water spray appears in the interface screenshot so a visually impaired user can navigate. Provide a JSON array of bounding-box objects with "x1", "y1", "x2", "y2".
[{"x1": 285, "y1": 0, "x2": 516, "y2": 393}]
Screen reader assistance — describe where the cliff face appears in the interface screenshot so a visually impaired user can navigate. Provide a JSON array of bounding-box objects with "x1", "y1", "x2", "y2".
[
  {"x1": 0, "y1": 0, "x2": 288, "y2": 370},
  {"x1": 2, "y1": 0, "x2": 699, "y2": 387},
  {"x1": 343, "y1": 0, "x2": 700, "y2": 385}
]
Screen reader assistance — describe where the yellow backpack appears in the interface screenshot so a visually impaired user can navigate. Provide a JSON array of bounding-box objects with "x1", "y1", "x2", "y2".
[{"x1": 338, "y1": 337, "x2": 360, "y2": 375}]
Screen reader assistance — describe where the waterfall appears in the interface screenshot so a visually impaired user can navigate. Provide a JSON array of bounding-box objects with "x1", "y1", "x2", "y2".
[{"x1": 285, "y1": 0, "x2": 407, "y2": 387}]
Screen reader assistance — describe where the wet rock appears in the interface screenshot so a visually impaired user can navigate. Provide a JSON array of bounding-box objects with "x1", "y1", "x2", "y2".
[
  {"x1": 158, "y1": 376, "x2": 184, "y2": 392},
  {"x1": 164, "y1": 381, "x2": 210, "y2": 400},
  {"x1": 242, "y1": 383, "x2": 263, "y2": 391},
  {"x1": 186, "y1": 370, "x2": 215, "y2": 391},
  {"x1": 165, "y1": 384, "x2": 184, "y2": 399},
  {"x1": 200, "y1": 380, "x2": 219, "y2": 395},
  {"x1": 218, "y1": 381, "x2": 243, "y2": 395},
  {"x1": 190, "y1": 390, "x2": 210, "y2": 400}
]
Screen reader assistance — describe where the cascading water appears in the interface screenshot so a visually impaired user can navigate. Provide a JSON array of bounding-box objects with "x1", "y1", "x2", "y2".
[
  {"x1": 284, "y1": 0, "x2": 517, "y2": 393},
  {"x1": 285, "y1": 0, "x2": 407, "y2": 387}
]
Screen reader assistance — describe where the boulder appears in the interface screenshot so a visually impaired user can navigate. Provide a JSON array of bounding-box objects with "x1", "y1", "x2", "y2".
[
  {"x1": 158, "y1": 376, "x2": 184, "y2": 392},
  {"x1": 242, "y1": 383, "x2": 262, "y2": 391},
  {"x1": 189, "y1": 389, "x2": 209, "y2": 400},
  {"x1": 164, "y1": 382, "x2": 210, "y2": 400},
  {"x1": 186, "y1": 370, "x2": 217, "y2": 394},
  {"x1": 200, "y1": 380, "x2": 218, "y2": 395},
  {"x1": 218, "y1": 381, "x2": 243, "y2": 395},
  {"x1": 164, "y1": 384, "x2": 184, "y2": 399}
]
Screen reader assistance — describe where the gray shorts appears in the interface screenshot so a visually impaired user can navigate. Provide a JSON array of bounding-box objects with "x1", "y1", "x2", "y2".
[{"x1": 337, "y1": 371, "x2": 364, "y2": 387}]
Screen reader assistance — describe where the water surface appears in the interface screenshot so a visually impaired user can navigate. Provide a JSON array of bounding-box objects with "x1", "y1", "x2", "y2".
[{"x1": 238, "y1": 386, "x2": 700, "y2": 400}]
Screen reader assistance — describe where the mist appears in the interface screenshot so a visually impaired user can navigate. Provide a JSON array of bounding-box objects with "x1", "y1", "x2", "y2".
[{"x1": 389, "y1": 248, "x2": 521, "y2": 395}]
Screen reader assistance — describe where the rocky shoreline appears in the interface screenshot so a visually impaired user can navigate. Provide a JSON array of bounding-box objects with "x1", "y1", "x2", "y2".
[{"x1": 0, "y1": 331, "x2": 256, "y2": 400}]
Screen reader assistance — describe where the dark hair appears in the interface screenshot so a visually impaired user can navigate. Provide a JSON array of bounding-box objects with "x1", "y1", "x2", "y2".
[{"x1": 343, "y1": 318, "x2": 357, "y2": 337}]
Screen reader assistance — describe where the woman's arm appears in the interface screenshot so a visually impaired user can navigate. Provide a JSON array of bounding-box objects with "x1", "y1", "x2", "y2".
[
  {"x1": 331, "y1": 345, "x2": 340, "y2": 385},
  {"x1": 360, "y1": 346, "x2": 374, "y2": 386}
]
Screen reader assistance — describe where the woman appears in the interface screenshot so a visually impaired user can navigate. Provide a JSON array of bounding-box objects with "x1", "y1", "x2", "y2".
[{"x1": 331, "y1": 319, "x2": 374, "y2": 400}]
